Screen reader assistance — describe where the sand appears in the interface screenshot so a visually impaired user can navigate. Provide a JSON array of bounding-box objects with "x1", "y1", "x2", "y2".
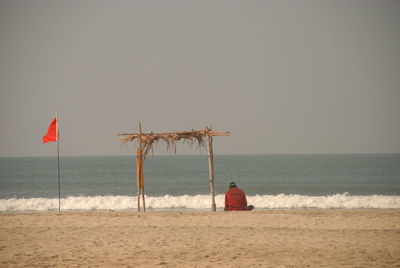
[{"x1": 1, "y1": 209, "x2": 399, "y2": 267}]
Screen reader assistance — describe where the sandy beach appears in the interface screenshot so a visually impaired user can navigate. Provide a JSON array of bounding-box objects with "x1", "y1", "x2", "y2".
[{"x1": 1, "y1": 209, "x2": 399, "y2": 267}]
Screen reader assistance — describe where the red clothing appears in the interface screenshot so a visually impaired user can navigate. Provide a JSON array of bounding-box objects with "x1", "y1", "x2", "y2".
[{"x1": 224, "y1": 187, "x2": 247, "y2": 211}]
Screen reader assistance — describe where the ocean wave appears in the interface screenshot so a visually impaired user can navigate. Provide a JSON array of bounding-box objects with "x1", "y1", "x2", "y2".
[{"x1": 1, "y1": 193, "x2": 399, "y2": 212}]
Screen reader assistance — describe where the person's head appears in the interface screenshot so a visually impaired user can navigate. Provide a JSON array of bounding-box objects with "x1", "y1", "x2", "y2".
[{"x1": 229, "y1": 182, "x2": 237, "y2": 189}]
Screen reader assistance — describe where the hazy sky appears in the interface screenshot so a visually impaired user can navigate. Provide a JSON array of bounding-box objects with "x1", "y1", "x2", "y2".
[{"x1": 1, "y1": 0, "x2": 399, "y2": 156}]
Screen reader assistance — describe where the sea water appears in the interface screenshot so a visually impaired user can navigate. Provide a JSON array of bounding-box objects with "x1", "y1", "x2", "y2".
[{"x1": 0, "y1": 154, "x2": 399, "y2": 212}]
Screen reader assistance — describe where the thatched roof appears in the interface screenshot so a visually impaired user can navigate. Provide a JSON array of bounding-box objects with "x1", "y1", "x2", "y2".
[{"x1": 117, "y1": 127, "x2": 230, "y2": 157}]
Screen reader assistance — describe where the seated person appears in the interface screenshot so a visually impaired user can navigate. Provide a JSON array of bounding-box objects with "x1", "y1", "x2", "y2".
[{"x1": 224, "y1": 182, "x2": 254, "y2": 211}]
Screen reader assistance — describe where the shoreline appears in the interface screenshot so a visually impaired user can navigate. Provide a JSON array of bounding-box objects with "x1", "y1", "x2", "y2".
[
  {"x1": 1, "y1": 209, "x2": 399, "y2": 267},
  {"x1": 1, "y1": 207, "x2": 400, "y2": 214}
]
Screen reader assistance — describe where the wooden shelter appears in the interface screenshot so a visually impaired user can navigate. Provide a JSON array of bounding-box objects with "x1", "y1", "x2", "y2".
[{"x1": 118, "y1": 122, "x2": 230, "y2": 212}]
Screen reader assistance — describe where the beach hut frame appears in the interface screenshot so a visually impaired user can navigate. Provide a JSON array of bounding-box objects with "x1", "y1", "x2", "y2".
[{"x1": 118, "y1": 122, "x2": 230, "y2": 212}]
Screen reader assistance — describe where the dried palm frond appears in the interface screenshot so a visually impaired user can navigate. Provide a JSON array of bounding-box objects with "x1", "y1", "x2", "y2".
[{"x1": 117, "y1": 127, "x2": 229, "y2": 158}]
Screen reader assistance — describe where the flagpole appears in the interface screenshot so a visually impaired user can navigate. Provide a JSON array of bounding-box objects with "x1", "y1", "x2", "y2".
[{"x1": 56, "y1": 112, "x2": 61, "y2": 213}]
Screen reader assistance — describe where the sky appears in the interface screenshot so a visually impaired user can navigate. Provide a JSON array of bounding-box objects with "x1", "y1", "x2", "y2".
[{"x1": 0, "y1": 0, "x2": 399, "y2": 157}]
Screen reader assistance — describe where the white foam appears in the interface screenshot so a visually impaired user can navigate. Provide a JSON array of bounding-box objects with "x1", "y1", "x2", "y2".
[{"x1": 0, "y1": 193, "x2": 399, "y2": 212}]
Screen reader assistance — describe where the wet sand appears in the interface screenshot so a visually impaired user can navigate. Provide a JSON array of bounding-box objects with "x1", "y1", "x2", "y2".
[{"x1": 1, "y1": 209, "x2": 399, "y2": 267}]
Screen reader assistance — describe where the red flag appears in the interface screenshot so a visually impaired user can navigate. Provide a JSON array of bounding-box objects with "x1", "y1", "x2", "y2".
[{"x1": 42, "y1": 117, "x2": 58, "y2": 143}]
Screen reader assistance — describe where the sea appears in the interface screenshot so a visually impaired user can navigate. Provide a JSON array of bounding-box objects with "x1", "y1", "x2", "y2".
[{"x1": 0, "y1": 154, "x2": 399, "y2": 212}]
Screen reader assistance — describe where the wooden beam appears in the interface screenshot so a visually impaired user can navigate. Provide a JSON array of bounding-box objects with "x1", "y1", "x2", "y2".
[{"x1": 117, "y1": 131, "x2": 230, "y2": 137}]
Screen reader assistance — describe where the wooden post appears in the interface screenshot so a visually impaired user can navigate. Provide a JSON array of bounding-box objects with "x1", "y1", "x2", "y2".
[
  {"x1": 136, "y1": 148, "x2": 141, "y2": 212},
  {"x1": 136, "y1": 121, "x2": 146, "y2": 212},
  {"x1": 136, "y1": 121, "x2": 142, "y2": 212},
  {"x1": 206, "y1": 126, "x2": 217, "y2": 212},
  {"x1": 140, "y1": 158, "x2": 145, "y2": 212}
]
